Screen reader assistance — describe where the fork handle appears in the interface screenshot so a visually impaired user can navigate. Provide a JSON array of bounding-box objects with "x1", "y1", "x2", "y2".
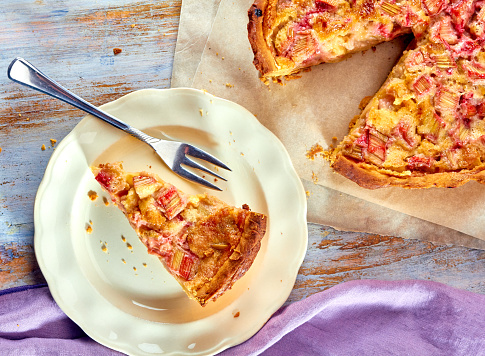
[{"x1": 7, "y1": 57, "x2": 155, "y2": 144}]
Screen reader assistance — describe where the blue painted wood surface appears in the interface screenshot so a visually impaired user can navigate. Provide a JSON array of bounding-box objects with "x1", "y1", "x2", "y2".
[{"x1": 1, "y1": 0, "x2": 484, "y2": 299}]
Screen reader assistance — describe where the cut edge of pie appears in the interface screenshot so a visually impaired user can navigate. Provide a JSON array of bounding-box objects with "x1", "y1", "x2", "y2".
[{"x1": 91, "y1": 162, "x2": 268, "y2": 306}]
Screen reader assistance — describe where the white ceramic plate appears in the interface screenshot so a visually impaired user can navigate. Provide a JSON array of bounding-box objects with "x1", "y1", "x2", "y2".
[{"x1": 34, "y1": 88, "x2": 308, "y2": 355}]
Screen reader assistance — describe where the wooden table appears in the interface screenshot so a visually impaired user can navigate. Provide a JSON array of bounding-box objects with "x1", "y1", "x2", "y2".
[{"x1": 2, "y1": 0, "x2": 484, "y2": 308}]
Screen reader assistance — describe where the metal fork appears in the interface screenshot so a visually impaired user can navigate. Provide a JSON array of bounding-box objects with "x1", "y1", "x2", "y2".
[{"x1": 7, "y1": 57, "x2": 230, "y2": 191}]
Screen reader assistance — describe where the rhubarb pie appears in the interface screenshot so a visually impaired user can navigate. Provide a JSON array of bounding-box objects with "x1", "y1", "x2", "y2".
[
  {"x1": 248, "y1": 0, "x2": 485, "y2": 188},
  {"x1": 91, "y1": 162, "x2": 267, "y2": 306}
]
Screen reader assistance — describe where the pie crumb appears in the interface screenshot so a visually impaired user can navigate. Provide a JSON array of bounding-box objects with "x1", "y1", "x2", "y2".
[
  {"x1": 86, "y1": 224, "x2": 93, "y2": 234},
  {"x1": 312, "y1": 171, "x2": 319, "y2": 184},
  {"x1": 50, "y1": 139, "x2": 57, "y2": 146},
  {"x1": 113, "y1": 48, "x2": 122, "y2": 55},
  {"x1": 199, "y1": 109, "x2": 204, "y2": 116},
  {"x1": 88, "y1": 190, "x2": 98, "y2": 201},
  {"x1": 233, "y1": 311, "x2": 240, "y2": 318},
  {"x1": 285, "y1": 74, "x2": 302, "y2": 81},
  {"x1": 225, "y1": 83, "x2": 234, "y2": 88},
  {"x1": 306, "y1": 143, "x2": 324, "y2": 160},
  {"x1": 41, "y1": 144, "x2": 46, "y2": 151},
  {"x1": 103, "y1": 197, "x2": 109, "y2": 206}
]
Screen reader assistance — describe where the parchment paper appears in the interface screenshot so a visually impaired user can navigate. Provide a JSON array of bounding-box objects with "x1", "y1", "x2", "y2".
[
  {"x1": 171, "y1": 0, "x2": 485, "y2": 250},
  {"x1": 171, "y1": 0, "x2": 222, "y2": 88}
]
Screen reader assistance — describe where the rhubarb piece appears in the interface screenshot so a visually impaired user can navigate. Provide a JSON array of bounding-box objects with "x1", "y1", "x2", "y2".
[
  {"x1": 155, "y1": 185, "x2": 188, "y2": 220},
  {"x1": 423, "y1": 0, "x2": 448, "y2": 15},
  {"x1": 380, "y1": 1, "x2": 401, "y2": 16},
  {"x1": 413, "y1": 75, "x2": 434, "y2": 96},
  {"x1": 462, "y1": 60, "x2": 485, "y2": 81},
  {"x1": 367, "y1": 129, "x2": 389, "y2": 165},
  {"x1": 91, "y1": 162, "x2": 267, "y2": 306},
  {"x1": 435, "y1": 87, "x2": 459, "y2": 118},
  {"x1": 434, "y1": 53, "x2": 455, "y2": 70}
]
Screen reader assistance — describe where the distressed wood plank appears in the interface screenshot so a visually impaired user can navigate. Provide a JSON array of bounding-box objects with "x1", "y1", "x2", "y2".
[
  {"x1": 286, "y1": 225, "x2": 485, "y2": 304},
  {"x1": 0, "y1": 243, "x2": 46, "y2": 289}
]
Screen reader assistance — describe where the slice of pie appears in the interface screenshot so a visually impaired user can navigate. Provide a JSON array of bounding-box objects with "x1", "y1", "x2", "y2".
[
  {"x1": 91, "y1": 162, "x2": 267, "y2": 306},
  {"x1": 249, "y1": 0, "x2": 485, "y2": 188}
]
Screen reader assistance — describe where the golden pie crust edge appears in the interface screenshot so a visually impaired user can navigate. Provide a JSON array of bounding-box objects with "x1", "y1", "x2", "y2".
[
  {"x1": 332, "y1": 155, "x2": 485, "y2": 189},
  {"x1": 183, "y1": 211, "x2": 267, "y2": 305},
  {"x1": 248, "y1": 0, "x2": 286, "y2": 78}
]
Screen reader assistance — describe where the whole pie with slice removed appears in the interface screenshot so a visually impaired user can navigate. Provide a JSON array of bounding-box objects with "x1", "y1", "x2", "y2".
[
  {"x1": 248, "y1": 0, "x2": 485, "y2": 188},
  {"x1": 91, "y1": 162, "x2": 267, "y2": 306}
]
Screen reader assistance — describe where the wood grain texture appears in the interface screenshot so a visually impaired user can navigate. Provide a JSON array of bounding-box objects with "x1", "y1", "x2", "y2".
[
  {"x1": 1, "y1": 0, "x2": 484, "y2": 304},
  {"x1": 0, "y1": 243, "x2": 45, "y2": 289},
  {"x1": 287, "y1": 225, "x2": 485, "y2": 304}
]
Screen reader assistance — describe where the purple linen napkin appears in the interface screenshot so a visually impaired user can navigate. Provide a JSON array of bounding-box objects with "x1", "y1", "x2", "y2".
[
  {"x1": 221, "y1": 280, "x2": 485, "y2": 356},
  {"x1": 0, "y1": 285, "x2": 121, "y2": 355},
  {"x1": 2, "y1": 281, "x2": 485, "y2": 355}
]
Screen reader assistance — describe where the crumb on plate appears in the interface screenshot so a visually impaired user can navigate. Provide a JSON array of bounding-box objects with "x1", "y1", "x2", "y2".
[{"x1": 88, "y1": 190, "x2": 98, "y2": 201}]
